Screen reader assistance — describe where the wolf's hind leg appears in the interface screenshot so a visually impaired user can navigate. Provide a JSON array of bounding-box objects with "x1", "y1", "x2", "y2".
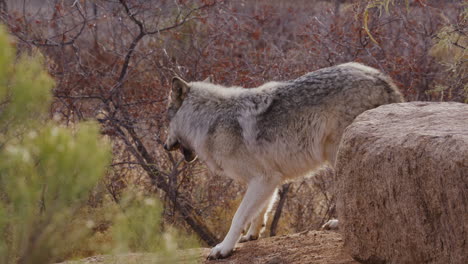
[
  {"x1": 321, "y1": 219, "x2": 339, "y2": 230},
  {"x1": 208, "y1": 177, "x2": 279, "y2": 259},
  {"x1": 238, "y1": 205, "x2": 267, "y2": 242},
  {"x1": 239, "y1": 190, "x2": 277, "y2": 243}
]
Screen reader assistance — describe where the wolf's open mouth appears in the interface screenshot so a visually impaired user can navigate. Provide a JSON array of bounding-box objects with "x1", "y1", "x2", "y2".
[{"x1": 180, "y1": 145, "x2": 197, "y2": 163}]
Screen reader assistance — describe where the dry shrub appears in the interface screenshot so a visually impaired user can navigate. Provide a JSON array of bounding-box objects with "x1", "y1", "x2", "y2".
[{"x1": 1, "y1": 0, "x2": 465, "y2": 254}]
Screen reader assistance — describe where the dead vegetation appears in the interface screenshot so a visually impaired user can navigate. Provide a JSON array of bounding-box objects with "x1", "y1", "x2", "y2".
[{"x1": 0, "y1": 0, "x2": 466, "y2": 260}]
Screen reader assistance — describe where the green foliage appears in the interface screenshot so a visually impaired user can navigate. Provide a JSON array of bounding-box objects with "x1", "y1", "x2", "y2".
[
  {"x1": 0, "y1": 24, "x2": 112, "y2": 264},
  {"x1": 428, "y1": 3, "x2": 467, "y2": 102},
  {"x1": 363, "y1": 0, "x2": 410, "y2": 44},
  {"x1": 60, "y1": 191, "x2": 200, "y2": 263},
  {"x1": 0, "y1": 27, "x2": 13, "y2": 101},
  {"x1": 0, "y1": 124, "x2": 111, "y2": 264},
  {"x1": 0, "y1": 25, "x2": 199, "y2": 264},
  {"x1": 0, "y1": 43, "x2": 53, "y2": 126},
  {"x1": 112, "y1": 194, "x2": 167, "y2": 253},
  {"x1": 109, "y1": 191, "x2": 199, "y2": 262}
]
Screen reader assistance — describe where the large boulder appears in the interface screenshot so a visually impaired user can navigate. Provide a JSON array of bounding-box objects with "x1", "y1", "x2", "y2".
[{"x1": 335, "y1": 102, "x2": 468, "y2": 264}]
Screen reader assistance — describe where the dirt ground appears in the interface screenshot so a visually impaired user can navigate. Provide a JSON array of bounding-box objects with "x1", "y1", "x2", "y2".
[
  {"x1": 62, "y1": 231, "x2": 358, "y2": 264},
  {"x1": 203, "y1": 230, "x2": 358, "y2": 264}
]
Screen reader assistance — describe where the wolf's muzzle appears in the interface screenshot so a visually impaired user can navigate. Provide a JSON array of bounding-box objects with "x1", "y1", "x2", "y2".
[
  {"x1": 164, "y1": 141, "x2": 197, "y2": 163},
  {"x1": 181, "y1": 146, "x2": 197, "y2": 163},
  {"x1": 164, "y1": 141, "x2": 180, "y2": 151}
]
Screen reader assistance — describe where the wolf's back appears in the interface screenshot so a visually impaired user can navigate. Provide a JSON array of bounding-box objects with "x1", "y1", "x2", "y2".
[
  {"x1": 252, "y1": 63, "x2": 403, "y2": 149},
  {"x1": 265, "y1": 63, "x2": 403, "y2": 118},
  {"x1": 343, "y1": 62, "x2": 404, "y2": 104},
  {"x1": 292, "y1": 62, "x2": 403, "y2": 104}
]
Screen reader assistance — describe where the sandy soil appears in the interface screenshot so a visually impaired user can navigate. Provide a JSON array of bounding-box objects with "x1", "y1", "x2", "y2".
[
  {"x1": 61, "y1": 231, "x2": 358, "y2": 264},
  {"x1": 203, "y1": 230, "x2": 358, "y2": 264}
]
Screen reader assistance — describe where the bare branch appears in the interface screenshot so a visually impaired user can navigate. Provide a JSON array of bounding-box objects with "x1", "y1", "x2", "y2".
[
  {"x1": 270, "y1": 183, "x2": 291, "y2": 237},
  {"x1": 109, "y1": 1, "x2": 216, "y2": 95},
  {"x1": 119, "y1": 0, "x2": 145, "y2": 33},
  {"x1": 111, "y1": 121, "x2": 219, "y2": 246},
  {"x1": 146, "y1": 3, "x2": 215, "y2": 35}
]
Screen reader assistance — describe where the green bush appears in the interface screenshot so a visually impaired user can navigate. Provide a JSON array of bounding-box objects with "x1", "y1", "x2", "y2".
[
  {"x1": 0, "y1": 25, "x2": 111, "y2": 264},
  {"x1": 0, "y1": 25, "x2": 198, "y2": 264},
  {"x1": 110, "y1": 191, "x2": 199, "y2": 261}
]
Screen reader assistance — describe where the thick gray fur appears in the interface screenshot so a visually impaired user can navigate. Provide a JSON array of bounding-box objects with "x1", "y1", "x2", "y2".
[{"x1": 165, "y1": 62, "x2": 403, "y2": 259}]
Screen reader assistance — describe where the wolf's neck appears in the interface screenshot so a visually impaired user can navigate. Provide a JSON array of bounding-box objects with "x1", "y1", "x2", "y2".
[{"x1": 189, "y1": 81, "x2": 285, "y2": 100}]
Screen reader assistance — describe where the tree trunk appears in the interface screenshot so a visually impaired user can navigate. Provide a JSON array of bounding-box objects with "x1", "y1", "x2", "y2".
[
  {"x1": 270, "y1": 183, "x2": 291, "y2": 237},
  {"x1": 114, "y1": 123, "x2": 219, "y2": 246}
]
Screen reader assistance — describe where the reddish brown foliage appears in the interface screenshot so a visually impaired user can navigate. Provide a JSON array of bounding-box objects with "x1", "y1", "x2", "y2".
[{"x1": 1, "y1": 0, "x2": 465, "y2": 248}]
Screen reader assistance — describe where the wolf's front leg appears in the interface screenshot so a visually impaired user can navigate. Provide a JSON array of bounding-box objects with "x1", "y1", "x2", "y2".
[{"x1": 208, "y1": 178, "x2": 278, "y2": 259}]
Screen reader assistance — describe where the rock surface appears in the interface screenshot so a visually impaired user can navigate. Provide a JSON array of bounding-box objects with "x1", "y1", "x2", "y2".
[{"x1": 335, "y1": 102, "x2": 468, "y2": 264}]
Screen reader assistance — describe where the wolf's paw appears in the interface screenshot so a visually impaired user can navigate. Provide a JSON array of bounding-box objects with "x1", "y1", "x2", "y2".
[
  {"x1": 321, "y1": 219, "x2": 339, "y2": 230},
  {"x1": 239, "y1": 234, "x2": 258, "y2": 243},
  {"x1": 207, "y1": 243, "x2": 233, "y2": 260}
]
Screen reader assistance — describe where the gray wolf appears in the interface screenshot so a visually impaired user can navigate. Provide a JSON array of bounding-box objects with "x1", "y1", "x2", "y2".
[{"x1": 164, "y1": 62, "x2": 403, "y2": 259}]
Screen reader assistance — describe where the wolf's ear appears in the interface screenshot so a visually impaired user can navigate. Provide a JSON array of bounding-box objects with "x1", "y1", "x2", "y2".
[{"x1": 170, "y1": 76, "x2": 190, "y2": 109}]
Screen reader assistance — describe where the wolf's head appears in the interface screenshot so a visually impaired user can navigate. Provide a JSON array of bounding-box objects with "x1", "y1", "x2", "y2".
[{"x1": 164, "y1": 76, "x2": 197, "y2": 163}]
